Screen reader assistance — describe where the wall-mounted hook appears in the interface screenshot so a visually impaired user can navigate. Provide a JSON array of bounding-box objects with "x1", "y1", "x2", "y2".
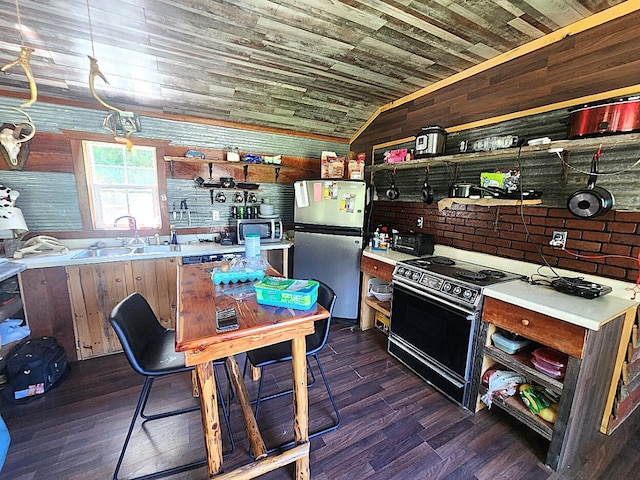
[
  {"x1": 275, "y1": 166, "x2": 281, "y2": 183},
  {"x1": 243, "y1": 164, "x2": 249, "y2": 182}
]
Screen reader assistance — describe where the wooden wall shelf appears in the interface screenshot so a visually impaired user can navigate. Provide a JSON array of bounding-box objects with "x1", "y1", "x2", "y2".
[
  {"x1": 366, "y1": 132, "x2": 640, "y2": 172},
  {"x1": 437, "y1": 198, "x2": 542, "y2": 210}
]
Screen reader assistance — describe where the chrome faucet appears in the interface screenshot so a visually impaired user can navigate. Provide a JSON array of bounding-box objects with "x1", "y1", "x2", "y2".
[{"x1": 113, "y1": 215, "x2": 146, "y2": 247}]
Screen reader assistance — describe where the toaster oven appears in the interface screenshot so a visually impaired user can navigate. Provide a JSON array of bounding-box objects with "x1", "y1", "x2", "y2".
[{"x1": 392, "y1": 232, "x2": 435, "y2": 256}]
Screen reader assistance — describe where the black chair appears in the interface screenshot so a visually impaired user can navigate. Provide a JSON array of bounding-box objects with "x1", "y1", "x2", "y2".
[
  {"x1": 109, "y1": 293, "x2": 234, "y2": 480},
  {"x1": 243, "y1": 281, "x2": 341, "y2": 452}
]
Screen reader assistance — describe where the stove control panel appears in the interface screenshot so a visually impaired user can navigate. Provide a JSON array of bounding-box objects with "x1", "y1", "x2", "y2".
[{"x1": 394, "y1": 266, "x2": 480, "y2": 305}]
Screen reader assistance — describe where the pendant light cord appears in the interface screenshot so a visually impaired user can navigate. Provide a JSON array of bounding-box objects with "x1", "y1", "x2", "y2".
[
  {"x1": 86, "y1": 0, "x2": 96, "y2": 58},
  {"x1": 15, "y1": 0, "x2": 24, "y2": 46}
]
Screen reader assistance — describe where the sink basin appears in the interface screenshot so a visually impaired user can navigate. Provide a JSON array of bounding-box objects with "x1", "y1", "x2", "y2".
[
  {"x1": 72, "y1": 247, "x2": 134, "y2": 259},
  {"x1": 72, "y1": 244, "x2": 177, "y2": 259},
  {"x1": 131, "y1": 245, "x2": 176, "y2": 254}
]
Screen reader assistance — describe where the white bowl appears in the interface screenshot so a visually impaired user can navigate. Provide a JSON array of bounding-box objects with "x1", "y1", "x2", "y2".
[{"x1": 371, "y1": 283, "x2": 392, "y2": 302}]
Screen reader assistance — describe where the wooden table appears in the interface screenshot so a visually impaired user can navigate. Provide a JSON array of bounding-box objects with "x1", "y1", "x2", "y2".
[{"x1": 175, "y1": 263, "x2": 328, "y2": 478}]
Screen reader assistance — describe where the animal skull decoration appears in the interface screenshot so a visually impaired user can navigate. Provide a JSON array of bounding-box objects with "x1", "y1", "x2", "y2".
[{"x1": 0, "y1": 108, "x2": 36, "y2": 170}]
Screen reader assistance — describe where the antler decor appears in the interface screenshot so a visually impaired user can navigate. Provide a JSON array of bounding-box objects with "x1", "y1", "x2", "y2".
[
  {"x1": 1, "y1": 1, "x2": 37, "y2": 107},
  {"x1": 1, "y1": 46, "x2": 37, "y2": 108},
  {"x1": 0, "y1": 107, "x2": 36, "y2": 170},
  {"x1": 88, "y1": 55, "x2": 122, "y2": 113}
]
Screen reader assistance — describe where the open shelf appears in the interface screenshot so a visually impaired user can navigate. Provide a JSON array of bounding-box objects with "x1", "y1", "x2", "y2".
[
  {"x1": 479, "y1": 384, "x2": 554, "y2": 440},
  {"x1": 484, "y1": 344, "x2": 564, "y2": 394},
  {"x1": 364, "y1": 297, "x2": 391, "y2": 317},
  {"x1": 437, "y1": 198, "x2": 542, "y2": 210},
  {"x1": 163, "y1": 156, "x2": 309, "y2": 172},
  {"x1": 0, "y1": 296, "x2": 23, "y2": 323},
  {"x1": 366, "y1": 132, "x2": 640, "y2": 172}
]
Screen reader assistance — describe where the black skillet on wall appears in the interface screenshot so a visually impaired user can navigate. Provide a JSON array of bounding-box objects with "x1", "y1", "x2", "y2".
[
  {"x1": 567, "y1": 146, "x2": 615, "y2": 218},
  {"x1": 421, "y1": 165, "x2": 434, "y2": 204},
  {"x1": 386, "y1": 168, "x2": 400, "y2": 200}
]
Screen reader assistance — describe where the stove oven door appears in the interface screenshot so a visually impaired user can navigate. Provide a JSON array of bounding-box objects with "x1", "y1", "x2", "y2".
[{"x1": 389, "y1": 282, "x2": 477, "y2": 407}]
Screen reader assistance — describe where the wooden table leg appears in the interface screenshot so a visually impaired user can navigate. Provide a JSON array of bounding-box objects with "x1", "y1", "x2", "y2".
[
  {"x1": 195, "y1": 361, "x2": 223, "y2": 476},
  {"x1": 291, "y1": 335, "x2": 309, "y2": 479},
  {"x1": 226, "y1": 356, "x2": 268, "y2": 460}
]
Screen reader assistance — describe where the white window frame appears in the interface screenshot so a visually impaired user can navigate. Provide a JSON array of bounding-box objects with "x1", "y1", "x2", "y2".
[{"x1": 82, "y1": 140, "x2": 161, "y2": 230}]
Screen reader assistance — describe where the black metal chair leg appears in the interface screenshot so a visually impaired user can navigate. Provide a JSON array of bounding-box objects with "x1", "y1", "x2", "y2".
[
  {"x1": 252, "y1": 353, "x2": 341, "y2": 454},
  {"x1": 140, "y1": 377, "x2": 200, "y2": 421},
  {"x1": 115, "y1": 366, "x2": 235, "y2": 480}
]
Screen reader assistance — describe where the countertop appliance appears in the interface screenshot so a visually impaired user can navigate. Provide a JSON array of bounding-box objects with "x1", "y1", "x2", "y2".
[
  {"x1": 236, "y1": 218, "x2": 283, "y2": 244},
  {"x1": 389, "y1": 255, "x2": 523, "y2": 410},
  {"x1": 392, "y1": 232, "x2": 435, "y2": 256},
  {"x1": 293, "y1": 179, "x2": 368, "y2": 321},
  {"x1": 414, "y1": 125, "x2": 447, "y2": 158}
]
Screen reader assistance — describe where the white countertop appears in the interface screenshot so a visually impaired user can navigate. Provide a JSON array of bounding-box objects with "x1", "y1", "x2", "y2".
[
  {"x1": 363, "y1": 245, "x2": 638, "y2": 331},
  {"x1": 9, "y1": 240, "x2": 292, "y2": 269}
]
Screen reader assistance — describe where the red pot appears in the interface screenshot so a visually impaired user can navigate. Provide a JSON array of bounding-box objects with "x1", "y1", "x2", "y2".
[{"x1": 568, "y1": 97, "x2": 640, "y2": 138}]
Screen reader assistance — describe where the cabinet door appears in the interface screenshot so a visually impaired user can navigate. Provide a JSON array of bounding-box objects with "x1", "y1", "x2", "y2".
[
  {"x1": 128, "y1": 257, "x2": 177, "y2": 329},
  {"x1": 67, "y1": 262, "x2": 129, "y2": 360},
  {"x1": 19, "y1": 267, "x2": 77, "y2": 362}
]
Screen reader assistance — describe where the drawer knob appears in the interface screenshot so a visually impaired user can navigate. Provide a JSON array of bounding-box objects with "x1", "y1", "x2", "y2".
[
  {"x1": 373, "y1": 265, "x2": 378, "y2": 270},
  {"x1": 521, "y1": 319, "x2": 530, "y2": 326}
]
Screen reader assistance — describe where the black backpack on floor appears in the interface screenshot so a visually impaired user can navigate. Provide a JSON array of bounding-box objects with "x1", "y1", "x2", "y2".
[{"x1": 5, "y1": 336, "x2": 68, "y2": 402}]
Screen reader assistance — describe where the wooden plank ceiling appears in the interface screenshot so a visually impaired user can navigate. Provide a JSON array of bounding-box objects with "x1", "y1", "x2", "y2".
[{"x1": 0, "y1": 0, "x2": 628, "y2": 139}]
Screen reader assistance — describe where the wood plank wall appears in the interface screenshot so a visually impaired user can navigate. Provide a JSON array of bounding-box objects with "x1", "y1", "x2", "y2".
[{"x1": 350, "y1": 10, "x2": 640, "y2": 155}]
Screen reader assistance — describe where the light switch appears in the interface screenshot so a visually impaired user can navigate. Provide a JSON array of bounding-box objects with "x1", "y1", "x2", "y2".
[{"x1": 211, "y1": 210, "x2": 220, "y2": 221}]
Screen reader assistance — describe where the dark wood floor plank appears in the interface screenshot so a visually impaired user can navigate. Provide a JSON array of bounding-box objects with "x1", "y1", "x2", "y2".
[{"x1": 2, "y1": 325, "x2": 640, "y2": 479}]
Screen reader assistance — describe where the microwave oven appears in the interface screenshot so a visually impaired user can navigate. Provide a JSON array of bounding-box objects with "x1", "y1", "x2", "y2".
[{"x1": 236, "y1": 218, "x2": 283, "y2": 244}]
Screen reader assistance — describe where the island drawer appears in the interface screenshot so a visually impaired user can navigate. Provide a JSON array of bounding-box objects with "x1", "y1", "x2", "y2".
[{"x1": 482, "y1": 297, "x2": 586, "y2": 358}]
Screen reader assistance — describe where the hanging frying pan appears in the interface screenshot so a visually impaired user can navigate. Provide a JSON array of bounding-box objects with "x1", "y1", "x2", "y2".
[
  {"x1": 386, "y1": 168, "x2": 399, "y2": 200},
  {"x1": 567, "y1": 146, "x2": 614, "y2": 218},
  {"x1": 421, "y1": 165, "x2": 434, "y2": 204}
]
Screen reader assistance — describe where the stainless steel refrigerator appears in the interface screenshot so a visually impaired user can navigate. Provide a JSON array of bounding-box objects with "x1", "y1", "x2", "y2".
[{"x1": 293, "y1": 179, "x2": 368, "y2": 321}]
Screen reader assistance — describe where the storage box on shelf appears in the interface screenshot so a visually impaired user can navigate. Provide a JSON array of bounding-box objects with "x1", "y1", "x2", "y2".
[{"x1": 478, "y1": 296, "x2": 635, "y2": 471}]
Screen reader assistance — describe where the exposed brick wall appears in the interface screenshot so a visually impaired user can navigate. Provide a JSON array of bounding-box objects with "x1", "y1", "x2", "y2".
[{"x1": 371, "y1": 201, "x2": 640, "y2": 283}]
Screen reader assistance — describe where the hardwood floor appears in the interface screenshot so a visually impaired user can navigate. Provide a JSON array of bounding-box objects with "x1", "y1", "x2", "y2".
[{"x1": 1, "y1": 325, "x2": 639, "y2": 480}]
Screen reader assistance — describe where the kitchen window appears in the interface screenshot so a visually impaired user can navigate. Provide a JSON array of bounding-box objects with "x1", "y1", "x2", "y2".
[{"x1": 82, "y1": 141, "x2": 161, "y2": 229}]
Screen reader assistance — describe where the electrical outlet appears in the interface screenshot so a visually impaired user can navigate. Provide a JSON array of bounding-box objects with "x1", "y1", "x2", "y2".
[
  {"x1": 550, "y1": 231, "x2": 567, "y2": 249},
  {"x1": 211, "y1": 210, "x2": 220, "y2": 221},
  {"x1": 416, "y1": 216, "x2": 424, "y2": 228}
]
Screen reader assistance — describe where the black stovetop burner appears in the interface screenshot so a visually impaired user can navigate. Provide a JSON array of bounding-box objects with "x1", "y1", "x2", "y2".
[{"x1": 398, "y1": 256, "x2": 523, "y2": 287}]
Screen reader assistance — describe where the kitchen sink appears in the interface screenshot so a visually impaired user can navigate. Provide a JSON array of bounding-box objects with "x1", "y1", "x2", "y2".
[{"x1": 72, "y1": 244, "x2": 176, "y2": 259}]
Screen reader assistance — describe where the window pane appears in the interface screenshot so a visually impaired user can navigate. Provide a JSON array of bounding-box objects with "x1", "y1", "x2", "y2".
[
  {"x1": 83, "y1": 141, "x2": 161, "y2": 230},
  {"x1": 94, "y1": 166, "x2": 126, "y2": 184},
  {"x1": 127, "y1": 167, "x2": 156, "y2": 186}
]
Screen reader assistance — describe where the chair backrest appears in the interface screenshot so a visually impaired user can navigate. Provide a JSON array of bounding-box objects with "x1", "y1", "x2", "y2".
[
  {"x1": 306, "y1": 281, "x2": 336, "y2": 355},
  {"x1": 109, "y1": 293, "x2": 168, "y2": 376}
]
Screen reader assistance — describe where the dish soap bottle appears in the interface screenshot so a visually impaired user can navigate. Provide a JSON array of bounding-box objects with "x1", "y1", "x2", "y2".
[{"x1": 170, "y1": 225, "x2": 178, "y2": 245}]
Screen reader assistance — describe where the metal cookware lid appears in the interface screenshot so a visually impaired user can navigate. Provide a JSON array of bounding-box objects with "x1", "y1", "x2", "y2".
[{"x1": 417, "y1": 125, "x2": 447, "y2": 135}]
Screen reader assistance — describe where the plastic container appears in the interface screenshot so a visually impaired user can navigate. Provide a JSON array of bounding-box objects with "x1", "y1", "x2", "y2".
[
  {"x1": 370, "y1": 283, "x2": 392, "y2": 302},
  {"x1": 492, "y1": 332, "x2": 531, "y2": 354},
  {"x1": 244, "y1": 233, "x2": 260, "y2": 258},
  {"x1": 530, "y1": 357, "x2": 566, "y2": 379},
  {"x1": 531, "y1": 347, "x2": 568, "y2": 369},
  {"x1": 254, "y1": 277, "x2": 319, "y2": 310},
  {"x1": 211, "y1": 268, "x2": 265, "y2": 285}
]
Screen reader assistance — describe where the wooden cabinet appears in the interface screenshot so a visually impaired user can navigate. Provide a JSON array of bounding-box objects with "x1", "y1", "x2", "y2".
[
  {"x1": 19, "y1": 266, "x2": 77, "y2": 362},
  {"x1": 479, "y1": 296, "x2": 634, "y2": 471},
  {"x1": 67, "y1": 257, "x2": 177, "y2": 360},
  {"x1": 359, "y1": 255, "x2": 394, "y2": 332}
]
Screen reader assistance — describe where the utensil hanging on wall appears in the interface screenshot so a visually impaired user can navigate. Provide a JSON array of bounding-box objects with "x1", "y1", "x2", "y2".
[
  {"x1": 567, "y1": 146, "x2": 614, "y2": 218},
  {"x1": 421, "y1": 165, "x2": 434, "y2": 204},
  {"x1": 386, "y1": 168, "x2": 400, "y2": 200}
]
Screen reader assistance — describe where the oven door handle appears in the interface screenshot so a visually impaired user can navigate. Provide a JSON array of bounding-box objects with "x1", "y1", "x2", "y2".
[{"x1": 392, "y1": 280, "x2": 476, "y2": 319}]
